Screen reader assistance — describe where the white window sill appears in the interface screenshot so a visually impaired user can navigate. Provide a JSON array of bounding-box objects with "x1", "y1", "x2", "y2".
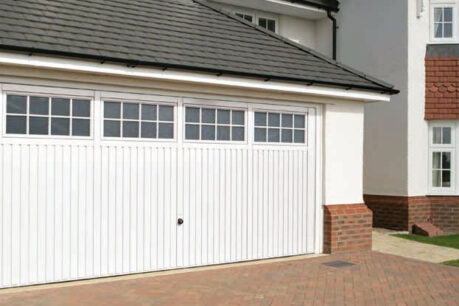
[{"x1": 429, "y1": 40, "x2": 458, "y2": 44}]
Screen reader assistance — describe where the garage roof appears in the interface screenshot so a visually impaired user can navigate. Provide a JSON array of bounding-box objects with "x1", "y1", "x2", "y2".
[{"x1": 0, "y1": 0, "x2": 397, "y2": 94}]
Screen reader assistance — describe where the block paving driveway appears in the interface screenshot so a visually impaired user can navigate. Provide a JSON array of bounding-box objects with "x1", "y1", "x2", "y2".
[{"x1": 0, "y1": 251, "x2": 458, "y2": 305}]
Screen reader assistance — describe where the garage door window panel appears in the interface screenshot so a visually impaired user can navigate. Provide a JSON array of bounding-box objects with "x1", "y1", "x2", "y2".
[
  {"x1": 254, "y1": 111, "x2": 306, "y2": 144},
  {"x1": 5, "y1": 94, "x2": 91, "y2": 137},
  {"x1": 185, "y1": 106, "x2": 245, "y2": 142},
  {"x1": 103, "y1": 101, "x2": 174, "y2": 139}
]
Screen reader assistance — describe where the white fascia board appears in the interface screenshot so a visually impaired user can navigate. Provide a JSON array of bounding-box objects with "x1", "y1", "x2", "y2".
[
  {"x1": 210, "y1": 0, "x2": 327, "y2": 19},
  {"x1": 0, "y1": 52, "x2": 391, "y2": 103}
]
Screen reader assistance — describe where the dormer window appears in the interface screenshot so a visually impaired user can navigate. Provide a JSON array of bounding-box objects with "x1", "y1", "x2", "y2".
[
  {"x1": 258, "y1": 17, "x2": 277, "y2": 32},
  {"x1": 235, "y1": 12, "x2": 253, "y2": 22},
  {"x1": 234, "y1": 11, "x2": 278, "y2": 33}
]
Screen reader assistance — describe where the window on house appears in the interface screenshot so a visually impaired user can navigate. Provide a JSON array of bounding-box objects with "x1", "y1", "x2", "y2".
[
  {"x1": 258, "y1": 17, "x2": 276, "y2": 32},
  {"x1": 235, "y1": 12, "x2": 253, "y2": 22},
  {"x1": 429, "y1": 125, "x2": 455, "y2": 193},
  {"x1": 432, "y1": 151, "x2": 452, "y2": 188},
  {"x1": 103, "y1": 101, "x2": 174, "y2": 139},
  {"x1": 433, "y1": 7, "x2": 454, "y2": 38},
  {"x1": 185, "y1": 106, "x2": 245, "y2": 141},
  {"x1": 5, "y1": 94, "x2": 91, "y2": 136},
  {"x1": 254, "y1": 112, "x2": 306, "y2": 143}
]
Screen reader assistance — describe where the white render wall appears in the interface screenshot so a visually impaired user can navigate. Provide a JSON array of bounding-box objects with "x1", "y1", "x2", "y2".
[
  {"x1": 338, "y1": 0, "x2": 410, "y2": 196},
  {"x1": 314, "y1": 18, "x2": 333, "y2": 58},
  {"x1": 407, "y1": 0, "x2": 429, "y2": 196},
  {"x1": 278, "y1": 15, "x2": 317, "y2": 48},
  {"x1": 323, "y1": 100, "x2": 365, "y2": 205}
]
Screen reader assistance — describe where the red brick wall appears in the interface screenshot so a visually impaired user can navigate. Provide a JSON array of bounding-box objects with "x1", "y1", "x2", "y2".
[
  {"x1": 363, "y1": 195, "x2": 409, "y2": 230},
  {"x1": 407, "y1": 197, "x2": 431, "y2": 230},
  {"x1": 430, "y1": 196, "x2": 459, "y2": 234},
  {"x1": 323, "y1": 204, "x2": 372, "y2": 253},
  {"x1": 364, "y1": 195, "x2": 459, "y2": 234},
  {"x1": 425, "y1": 56, "x2": 459, "y2": 120}
]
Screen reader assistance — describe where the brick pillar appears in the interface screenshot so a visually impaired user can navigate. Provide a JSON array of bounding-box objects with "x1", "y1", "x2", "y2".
[{"x1": 323, "y1": 204, "x2": 373, "y2": 254}]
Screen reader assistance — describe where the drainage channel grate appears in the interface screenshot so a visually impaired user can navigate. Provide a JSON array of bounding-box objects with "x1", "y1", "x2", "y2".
[{"x1": 322, "y1": 261, "x2": 355, "y2": 268}]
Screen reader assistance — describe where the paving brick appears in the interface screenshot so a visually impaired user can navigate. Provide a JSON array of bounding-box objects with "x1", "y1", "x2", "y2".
[{"x1": 1, "y1": 251, "x2": 457, "y2": 305}]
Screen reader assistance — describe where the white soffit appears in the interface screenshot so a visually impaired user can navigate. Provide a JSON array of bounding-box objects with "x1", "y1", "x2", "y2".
[
  {"x1": 0, "y1": 52, "x2": 391, "y2": 103},
  {"x1": 209, "y1": 0, "x2": 327, "y2": 19}
]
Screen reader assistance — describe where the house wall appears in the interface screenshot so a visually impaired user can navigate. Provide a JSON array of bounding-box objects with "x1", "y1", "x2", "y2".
[
  {"x1": 337, "y1": 0, "x2": 409, "y2": 196},
  {"x1": 314, "y1": 18, "x2": 333, "y2": 57},
  {"x1": 278, "y1": 15, "x2": 317, "y2": 48},
  {"x1": 407, "y1": 0, "x2": 430, "y2": 197},
  {"x1": 323, "y1": 100, "x2": 365, "y2": 205}
]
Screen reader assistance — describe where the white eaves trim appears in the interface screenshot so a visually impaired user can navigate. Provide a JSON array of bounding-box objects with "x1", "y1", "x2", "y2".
[{"x1": 0, "y1": 52, "x2": 391, "y2": 103}]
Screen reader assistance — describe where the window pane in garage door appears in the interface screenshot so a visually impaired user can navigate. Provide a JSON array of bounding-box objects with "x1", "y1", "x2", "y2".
[
  {"x1": 255, "y1": 111, "x2": 306, "y2": 144},
  {"x1": 104, "y1": 101, "x2": 174, "y2": 139},
  {"x1": 185, "y1": 106, "x2": 245, "y2": 141}
]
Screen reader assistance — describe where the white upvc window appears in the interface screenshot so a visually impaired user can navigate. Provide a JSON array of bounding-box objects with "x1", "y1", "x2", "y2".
[
  {"x1": 428, "y1": 123, "x2": 456, "y2": 194},
  {"x1": 430, "y1": 3, "x2": 457, "y2": 41},
  {"x1": 4, "y1": 93, "x2": 91, "y2": 137}
]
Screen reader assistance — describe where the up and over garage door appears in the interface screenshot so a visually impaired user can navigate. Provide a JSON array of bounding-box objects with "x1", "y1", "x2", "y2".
[{"x1": 0, "y1": 86, "x2": 321, "y2": 288}]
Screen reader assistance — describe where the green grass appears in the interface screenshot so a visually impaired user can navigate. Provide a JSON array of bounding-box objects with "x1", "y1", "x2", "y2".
[
  {"x1": 443, "y1": 259, "x2": 459, "y2": 268},
  {"x1": 391, "y1": 233, "x2": 459, "y2": 249}
]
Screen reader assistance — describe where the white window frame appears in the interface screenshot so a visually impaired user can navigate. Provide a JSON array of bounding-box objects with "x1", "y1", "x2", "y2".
[
  {"x1": 428, "y1": 122, "x2": 457, "y2": 194},
  {"x1": 182, "y1": 99, "x2": 248, "y2": 145},
  {"x1": 233, "y1": 10, "x2": 279, "y2": 33},
  {"x1": 2, "y1": 90, "x2": 94, "y2": 140},
  {"x1": 430, "y1": 3, "x2": 457, "y2": 42},
  {"x1": 256, "y1": 14, "x2": 279, "y2": 33},
  {"x1": 100, "y1": 98, "x2": 177, "y2": 142},
  {"x1": 234, "y1": 11, "x2": 254, "y2": 23}
]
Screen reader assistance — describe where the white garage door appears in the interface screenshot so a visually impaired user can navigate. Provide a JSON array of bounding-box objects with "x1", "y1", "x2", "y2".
[{"x1": 0, "y1": 88, "x2": 320, "y2": 288}]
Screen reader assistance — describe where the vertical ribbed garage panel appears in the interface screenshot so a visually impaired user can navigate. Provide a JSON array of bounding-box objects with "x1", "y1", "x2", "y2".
[
  {"x1": 0, "y1": 103, "x2": 318, "y2": 288},
  {"x1": 177, "y1": 145, "x2": 313, "y2": 268}
]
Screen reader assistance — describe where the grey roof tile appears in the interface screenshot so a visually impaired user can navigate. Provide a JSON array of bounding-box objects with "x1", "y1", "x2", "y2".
[
  {"x1": 426, "y1": 44, "x2": 459, "y2": 57},
  {"x1": 0, "y1": 0, "x2": 396, "y2": 93}
]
